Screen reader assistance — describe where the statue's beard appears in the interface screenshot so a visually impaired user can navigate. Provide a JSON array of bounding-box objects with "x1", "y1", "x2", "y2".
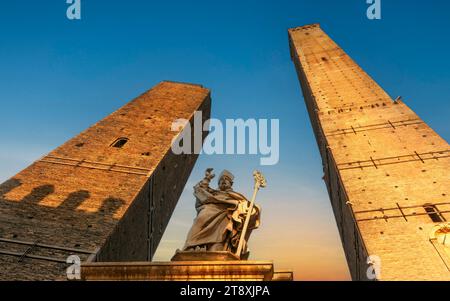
[{"x1": 219, "y1": 185, "x2": 232, "y2": 191}]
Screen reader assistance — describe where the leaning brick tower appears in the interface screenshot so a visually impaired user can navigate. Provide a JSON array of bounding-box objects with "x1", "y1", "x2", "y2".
[
  {"x1": 289, "y1": 24, "x2": 450, "y2": 280},
  {"x1": 0, "y1": 81, "x2": 211, "y2": 280}
]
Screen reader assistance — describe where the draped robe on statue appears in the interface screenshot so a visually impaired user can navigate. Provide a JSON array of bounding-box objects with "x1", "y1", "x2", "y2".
[{"x1": 183, "y1": 178, "x2": 260, "y2": 258}]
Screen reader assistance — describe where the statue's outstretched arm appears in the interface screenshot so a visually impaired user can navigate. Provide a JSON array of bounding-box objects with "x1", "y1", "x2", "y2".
[{"x1": 194, "y1": 168, "x2": 215, "y2": 202}]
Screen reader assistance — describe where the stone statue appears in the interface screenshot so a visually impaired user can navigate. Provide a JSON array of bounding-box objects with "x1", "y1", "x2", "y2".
[{"x1": 181, "y1": 168, "x2": 263, "y2": 259}]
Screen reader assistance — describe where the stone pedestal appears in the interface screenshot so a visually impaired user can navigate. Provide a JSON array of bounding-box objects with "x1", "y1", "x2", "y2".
[
  {"x1": 81, "y1": 260, "x2": 275, "y2": 281},
  {"x1": 81, "y1": 251, "x2": 293, "y2": 281}
]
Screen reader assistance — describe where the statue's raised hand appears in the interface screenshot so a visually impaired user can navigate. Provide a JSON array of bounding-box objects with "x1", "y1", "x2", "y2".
[{"x1": 205, "y1": 168, "x2": 215, "y2": 181}]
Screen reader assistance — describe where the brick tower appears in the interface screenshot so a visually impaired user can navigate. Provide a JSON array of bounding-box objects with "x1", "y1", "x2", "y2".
[
  {"x1": 0, "y1": 81, "x2": 211, "y2": 280},
  {"x1": 289, "y1": 24, "x2": 450, "y2": 280}
]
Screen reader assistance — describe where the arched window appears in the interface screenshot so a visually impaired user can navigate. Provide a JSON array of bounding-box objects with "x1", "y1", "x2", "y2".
[
  {"x1": 111, "y1": 137, "x2": 129, "y2": 148},
  {"x1": 429, "y1": 223, "x2": 450, "y2": 266}
]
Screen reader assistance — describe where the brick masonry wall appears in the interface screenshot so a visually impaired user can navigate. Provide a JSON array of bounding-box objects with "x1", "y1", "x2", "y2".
[
  {"x1": 289, "y1": 24, "x2": 450, "y2": 280},
  {"x1": 0, "y1": 81, "x2": 211, "y2": 280}
]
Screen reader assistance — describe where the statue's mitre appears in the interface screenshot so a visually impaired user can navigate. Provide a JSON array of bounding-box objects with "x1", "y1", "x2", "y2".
[{"x1": 219, "y1": 170, "x2": 234, "y2": 182}]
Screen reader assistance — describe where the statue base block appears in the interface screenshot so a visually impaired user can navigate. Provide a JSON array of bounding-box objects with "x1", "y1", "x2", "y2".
[
  {"x1": 171, "y1": 250, "x2": 240, "y2": 262},
  {"x1": 81, "y1": 260, "x2": 278, "y2": 281}
]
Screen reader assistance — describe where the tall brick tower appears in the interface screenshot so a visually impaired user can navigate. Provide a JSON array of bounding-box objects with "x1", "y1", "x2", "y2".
[
  {"x1": 289, "y1": 24, "x2": 450, "y2": 280},
  {"x1": 0, "y1": 81, "x2": 211, "y2": 280}
]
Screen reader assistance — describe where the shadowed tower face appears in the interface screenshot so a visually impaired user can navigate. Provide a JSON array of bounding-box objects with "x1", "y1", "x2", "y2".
[
  {"x1": 0, "y1": 81, "x2": 211, "y2": 280},
  {"x1": 289, "y1": 24, "x2": 450, "y2": 280}
]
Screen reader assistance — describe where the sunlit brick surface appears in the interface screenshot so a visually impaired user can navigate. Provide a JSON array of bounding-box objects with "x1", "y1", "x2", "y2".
[
  {"x1": 289, "y1": 24, "x2": 450, "y2": 280},
  {"x1": 0, "y1": 81, "x2": 211, "y2": 280}
]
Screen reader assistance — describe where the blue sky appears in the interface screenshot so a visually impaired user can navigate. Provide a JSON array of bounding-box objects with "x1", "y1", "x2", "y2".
[{"x1": 0, "y1": 1, "x2": 449, "y2": 280}]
